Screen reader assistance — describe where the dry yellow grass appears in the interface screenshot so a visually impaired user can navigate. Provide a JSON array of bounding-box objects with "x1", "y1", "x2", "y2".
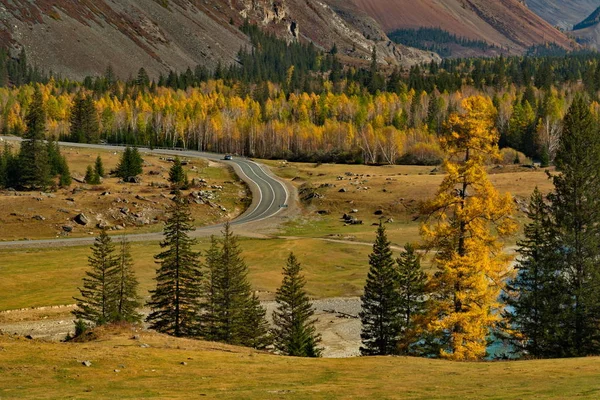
[
  {"x1": 1, "y1": 328, "x2": 599, "y2": 399},
  {"x1": 266, "y1": 160, "x2": 552, "y2": 244},
  {"x1": 0, "y1": 145, "x2": 248, "y2": 240}
]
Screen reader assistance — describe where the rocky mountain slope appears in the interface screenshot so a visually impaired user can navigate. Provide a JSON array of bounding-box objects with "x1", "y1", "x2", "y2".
[
  {"x1": 526, "y1": 0, "x2": 598, "y2": 31},
  {"x1": 0, "y1": 0, "x2": 437, "y2": 80},
  {"x1": 348, "y1": 0, "x2": 575, "y2": 54},
  {"x1": 572, "y1": 6, "x2": 600, "y2": 50}
]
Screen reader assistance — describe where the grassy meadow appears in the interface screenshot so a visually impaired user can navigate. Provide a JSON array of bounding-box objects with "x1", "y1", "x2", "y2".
[
  {"x1": 1, "y1": 328, "x2": 599, "y2": 399},
  {"x1": 0, "y1": 237, "x2": 376, "y2": 311}
]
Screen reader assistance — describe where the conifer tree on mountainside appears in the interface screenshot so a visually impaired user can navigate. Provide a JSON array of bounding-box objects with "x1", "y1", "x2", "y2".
[
  {"x1": 146, "y1": 192, "x2": 203, "y2": 337},
  {"x1": 503, "y1": 187, "x2": 567, "y2": 358},
  {"x1": 272, "y1": 252, "x2": 321, "y2": 357},
  {"x1": 396, "y1": 243, "x2": 428, "y2": 355},
  {"x1": 113, "y1": 236, "x2": 142, "y2": 323},
  {"x1": 360, "y1": 223, "x2": 402, "y2": 356},
  {"x1": 73, "y1": 230, "x2": 118, "y2": 326},
  {"x1": 203, "y1": 223, "x2": 269, "y2": 347},
  {"x1": 19, "y1": 86, "x2": 51, "y2": 190},
  {"x1": 546, "y1": 96, "x2": 600, "y2": 357}
]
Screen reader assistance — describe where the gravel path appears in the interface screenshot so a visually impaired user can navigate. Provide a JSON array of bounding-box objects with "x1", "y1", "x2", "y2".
[{"x1": 0, "y1": 298, "x2": 362, "y2": 358}]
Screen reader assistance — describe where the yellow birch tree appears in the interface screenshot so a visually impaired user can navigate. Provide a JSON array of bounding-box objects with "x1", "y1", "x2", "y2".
[{"x1": 420, "y1": 95, "x2": 517, "y2": 360}]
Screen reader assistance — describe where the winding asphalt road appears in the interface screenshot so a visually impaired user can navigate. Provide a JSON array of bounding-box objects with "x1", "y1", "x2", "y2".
[{"x1": 0, "y1": 137, "x2": 290, "y2": 248}]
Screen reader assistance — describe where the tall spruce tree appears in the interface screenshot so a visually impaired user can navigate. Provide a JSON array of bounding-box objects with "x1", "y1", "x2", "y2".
[
  {"x1": 69, "y1": 91, "x2": 85, "y2": 143},
  {"x1": 547, "y1": 95, "x2": 600, "y2": 357},
  {"x1": 19, "y1": 86, "x2": 51, "y2": 190},
  {"x1": 272, "y1": 252, "x2": 321, "y2": 357},
  {"x1": 396, "y1": 243, "x2": 428, "y2": 355},
  {"x1": 204, "y1": 223, "x2": 269, "y2": 346},
  {"x1": 359, "y1": 223, "x2": 402, "y2": 356},
  {"x1": 69, "y1": 93, "x2": 99, "y2": 143},
  {"x1": 146, "y1": 193, "x2": 203, "y2": 337},
  {"x1": 113, "y1": 236, "x2": 142, "y2": 323},
  {"x1": 73, "y1": 230, "x2": 118, "y2": 325},
  {"x1": 503, "y1": 188, "x2": 567, "y2": 358}
]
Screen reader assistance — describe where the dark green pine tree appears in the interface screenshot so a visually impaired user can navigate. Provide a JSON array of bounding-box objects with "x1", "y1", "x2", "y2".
[
  {"x1": 203, "y1": 235, "x2": 222, "y2": 340},
  {"x1": 69, "y1": 91, "x2": 85, "y2": 143},
  {"x1": 146, "y1": 193, "x2": 203, "y2": 337},
  {"x1": 113, "y1": 236, "x2": 142, "y2": 323},
  {"x1": 95, "y1": 155, "x2": 105, "y2": 178},
  {"x1": 272, "y1": 252, "x2": 321, "y2": 357},
  {"x1": 503, "y1": 187, "x2": 568, "y2": 358},
  {"x1": 240, "y1": 292, "x2": 272, "y2": 350},
  {"x1": 46, "y1": 137, "x2": 71, "y2": 187},
  {"x1": 85, "y1": 165, "x2": 100, "y2": 184},
  {"x1": 547, "y1": 95, "x2": 600, "y2": 357},
  {"x1": 82, "y1": 95, "x2": 100, "y2": 144},
  {"x1": 205, "y1": 223, "x2": 269, "y2": 346},
  {"x1": 117, "y1": 146, "x2": 144, "y2": 179},
  {"x1": 169, "y1": 157, "x2": 188, "y2": 189},
  {"x1": 395, "y1": 243, "x2": 428, "y2": 355},
  {"x1": 359, "y1": 223, "x2": 402, "y2": 356},
  {"x1": 19, "y1": 86, "x2": 51, "y2": 190},
  {"x1": 73, "y1": 230, "x2": 118, "y2": 326}
]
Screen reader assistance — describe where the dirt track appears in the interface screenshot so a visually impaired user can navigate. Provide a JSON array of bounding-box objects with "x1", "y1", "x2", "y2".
[{"x1": 0, "y1": 298, "x2": 362, "y2": 358}]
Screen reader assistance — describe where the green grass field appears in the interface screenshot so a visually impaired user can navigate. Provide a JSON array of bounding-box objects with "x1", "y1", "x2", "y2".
[
  {"x1": 1, "y1": 328, "x2": 599, "y2": 399},
  {"x1": 0, "y1": 236, "x2": 378, "y2": 311}
]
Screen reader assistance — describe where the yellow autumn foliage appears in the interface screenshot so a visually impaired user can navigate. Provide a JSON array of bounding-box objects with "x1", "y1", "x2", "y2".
[{"x1": 420, "y1": 95, "x2": 517, "y2": 361}]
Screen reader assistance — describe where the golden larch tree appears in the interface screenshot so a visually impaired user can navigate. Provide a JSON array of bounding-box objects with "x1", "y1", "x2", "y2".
[{"x1": 420, "y1": 95, "x2": 517, "y2": 360}]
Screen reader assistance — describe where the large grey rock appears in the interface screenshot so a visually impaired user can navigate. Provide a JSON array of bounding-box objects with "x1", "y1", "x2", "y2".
[{"x1": 74, "y1": 213, "x2": 89, "y2": 226}]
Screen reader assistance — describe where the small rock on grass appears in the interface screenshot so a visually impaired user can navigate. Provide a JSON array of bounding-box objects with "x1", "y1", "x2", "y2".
[{"x1": 82, "y1": 360, "x2": 92, "y2": 367}]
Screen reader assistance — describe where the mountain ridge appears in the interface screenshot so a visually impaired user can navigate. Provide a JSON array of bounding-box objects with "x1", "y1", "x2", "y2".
[
  {"x1": 0, "y1": 0, "x2": 438, "y2": 79},
  {"x1": 348, "y1": 0, "x2": 575, "y2": 54}
]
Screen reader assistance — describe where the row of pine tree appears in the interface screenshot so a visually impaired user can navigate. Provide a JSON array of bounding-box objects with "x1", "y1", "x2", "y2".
[{"x1": 73, "y1": 196, "x2": 322, "y2": 357}]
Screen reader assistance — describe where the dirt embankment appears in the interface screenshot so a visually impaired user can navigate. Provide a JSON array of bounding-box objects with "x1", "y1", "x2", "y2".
[{"x1": 0, "y1": 298, "x2": 362, "y2": 358}]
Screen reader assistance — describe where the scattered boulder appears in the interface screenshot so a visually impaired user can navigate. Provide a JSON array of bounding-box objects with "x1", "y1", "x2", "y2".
[
  {"x1": 62, "y1": 225, "x2": 73, "y2": 232},
  {"x1": 74, "y1": 213, "x2": 89, "y2": 226},
  {"x1": 386, "y1": 218, "x2": 394, "y2": 223},
  {"x1": 180, "y1": 362, "x2": 188, "y2": 366},
  {"x1": 113, "y1": 225, "x2": 125, "y2": 231},
  {"x1": 82, "y1": 360, "x2": 92, "y2": 367},
  {"x1": 96, "y1": 221, "x2": 109, "y2": 229},
  {"x1": 124, "y1": 176, "x2": 141, "y2": 184},
  {"x1": 374, "y1": 210, "x2": 384, "y2": 216},
  {"x1": 338, "y1": 188, "x2": 347, "y2": 193},
  {"x1": 350, "y1": 209, "x2": 358, "y2": 213},
  {"x1": 316, "y1": 210, "x2": 330, "y2": 215},
  {"x1": 101, "y1": 191, "x2": 111, "y2": 196},
  {"x1": 32, "y1": 215, "x2": 46, "y2": 221}
]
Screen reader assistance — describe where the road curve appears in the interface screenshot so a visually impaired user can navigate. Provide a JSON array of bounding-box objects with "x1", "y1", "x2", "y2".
[{"x1": 0, "y1": 137, "x2": 289, "y2": 248}]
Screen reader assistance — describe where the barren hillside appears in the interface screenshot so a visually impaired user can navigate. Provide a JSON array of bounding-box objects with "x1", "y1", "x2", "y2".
[
  {"x1": 526, "y1": 0, "x2": 598, "y2": 30},
  {"x1": 0, "y1": 0, "x2": 437, "y2": 80},
  {"x1": 348, "y1": 0, "x2": 575, "y2": 53}
]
